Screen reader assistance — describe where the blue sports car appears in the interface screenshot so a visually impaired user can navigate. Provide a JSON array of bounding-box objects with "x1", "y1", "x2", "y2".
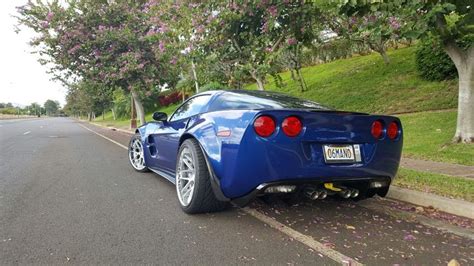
[{"x1": 128, "y1": 90, "x2": 403, "y2": 213}]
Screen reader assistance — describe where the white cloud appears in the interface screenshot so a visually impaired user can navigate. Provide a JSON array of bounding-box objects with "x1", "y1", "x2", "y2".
[{"x1": 0, "y1": 1, "x2": 66, "y2": 107}]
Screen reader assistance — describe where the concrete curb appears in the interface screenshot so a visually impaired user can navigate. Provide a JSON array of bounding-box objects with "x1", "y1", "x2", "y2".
[
  {"x1": 89, "y1": 122, "x2": 134, "y2": 135},
  {"x1": 388, "y1": 186, "x2": 474, "y2": 219}
]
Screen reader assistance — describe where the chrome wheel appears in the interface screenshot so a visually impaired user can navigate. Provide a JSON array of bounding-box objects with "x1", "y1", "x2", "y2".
[
  {"x1": 129, "y1": 138, "x2": 146, "y2": 171},
  {"x1": 176, "y1": 147, "x2": 196, "y2": 207}
]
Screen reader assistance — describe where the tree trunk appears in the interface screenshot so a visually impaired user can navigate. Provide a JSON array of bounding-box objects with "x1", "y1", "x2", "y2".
[
  {"x1": 445, "y1": 45, "x2": 474, "y2": 143},
  {"x1": 111, "y1": 108, "x2": 116, "y2": 120},
  {"x1": 255, "y1": 77, "x2": 265, "y2": 91},
  {"x1": 290, "y1": 69, "x2": 296, "y2": 81},
  {"x1": 191, "y1": 60, "x2": 199, "y2": 93},
  {"x1": 102, "y1": 108, "x2": 105, "y2": 120},
  {"x1": 131, "y1": 90, "x2": 146, "y2": 126},
  {"x1": 296, "y1": 68, "x2": 308, "y2": 92},
  {"x1": 379, "y1": 48, "x2": 390, "y2": 65},
  {"x1": 370, "y1": 42, "x2": 390, "y2": 65},
  {"x1": 454, "y1": 65, "x2": 474, "y2": 143},
  {"x1": 250, "y1": 70, "x2": 265, "y2": 91}
]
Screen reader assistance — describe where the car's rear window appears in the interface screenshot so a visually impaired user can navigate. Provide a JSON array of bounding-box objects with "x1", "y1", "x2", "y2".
[{"x1": 208, "y1": 91, "x2": 332, "y2": 111}]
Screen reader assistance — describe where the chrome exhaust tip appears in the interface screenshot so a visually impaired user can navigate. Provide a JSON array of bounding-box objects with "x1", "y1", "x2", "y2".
[
  {"x1": 350, "y1": 189, "x2": 359, "y2": 198},
  {"x1": 339, "y1": 190, "x2": 352, "y2": 199},
  {"x1": 318, "y1": 190, "x2": 328, "y2": 199},
  {"x1": 304, "y1": 188, "x2": 316, "y2": 199},
  {"x1": 304, "y1": 187, "x2": 322, "y2": 200}
]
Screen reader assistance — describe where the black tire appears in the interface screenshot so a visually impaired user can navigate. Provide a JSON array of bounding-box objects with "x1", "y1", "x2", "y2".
[
  {"x1": 176, "y1": 139, "x2": 229, "y2": 214},
  {"x1": 128, "y1": 133, "x2": 149, "y2": 172}
]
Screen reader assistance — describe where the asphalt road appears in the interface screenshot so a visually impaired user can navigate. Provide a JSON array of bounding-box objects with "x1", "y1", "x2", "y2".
[{"x1": 1, "y1": 118, "x2": 473, "y2": 265}]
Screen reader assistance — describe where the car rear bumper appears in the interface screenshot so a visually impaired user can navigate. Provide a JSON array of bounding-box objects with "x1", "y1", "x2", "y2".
[
  {"x1": 230, "y1": 176, "x2": 392, "y2": 207},
  {"x1": 212, "y1": 137, "x2": 402, "y2": 199}
]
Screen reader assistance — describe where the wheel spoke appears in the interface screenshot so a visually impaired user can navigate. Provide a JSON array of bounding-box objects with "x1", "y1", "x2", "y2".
[
  {"x1": 182, "y1": 183, "x2": 193, "y2": 201},
  {"x1": 181, "y1": 181, "x2": 192, "y2": 194},
  {"x1": 176, "y1": 147, "x2": 197, "y2": 206},
  {"x1": 129, "y1": 138, "x2": 146, "y2": 170},
  {"x1": 182, "y1": 157, "x2": 194, "y2": 170}
]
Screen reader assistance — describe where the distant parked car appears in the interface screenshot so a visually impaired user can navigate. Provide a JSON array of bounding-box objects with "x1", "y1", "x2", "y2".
[{"x1": 128, "y1": 90, "x2": 403, "y2": 214}]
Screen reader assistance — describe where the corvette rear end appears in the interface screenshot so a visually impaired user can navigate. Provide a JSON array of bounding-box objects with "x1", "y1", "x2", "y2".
[
  {"x1": 210, "y1": 109, "x2": 403, "y2": 205},
  {"x1": 130, "y1": 90, "x2": 403, "y2": 213}
]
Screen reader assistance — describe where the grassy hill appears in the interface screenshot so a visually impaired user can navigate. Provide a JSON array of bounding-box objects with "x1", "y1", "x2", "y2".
[
  {"x1": 247, "y1": 47, "x2": 458, "y2": 114},
  {"x1": 399, "y1": 110, "x2": 473, "y2": 165}
]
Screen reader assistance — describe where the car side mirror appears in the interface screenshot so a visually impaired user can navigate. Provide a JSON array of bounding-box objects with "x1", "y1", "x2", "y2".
[{"x1": 152, "y1": 112, "x2": 168, "y2": 122}]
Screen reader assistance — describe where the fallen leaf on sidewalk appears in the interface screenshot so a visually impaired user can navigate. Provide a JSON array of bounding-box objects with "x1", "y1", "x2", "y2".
[{"x1": 448, "y1": 259, "x2": 460, "y2": 266}]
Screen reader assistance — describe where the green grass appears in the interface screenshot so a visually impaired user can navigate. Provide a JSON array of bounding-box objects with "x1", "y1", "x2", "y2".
[
  {"x1": 395, "y1": 168, "x2": 474, "y2": 202},
  {"x1": 399, "y1": 110, "x2": 474, "y2": 166},
  {"x1": 247, "y1": 47, "x2": 458, "y2": 114}
]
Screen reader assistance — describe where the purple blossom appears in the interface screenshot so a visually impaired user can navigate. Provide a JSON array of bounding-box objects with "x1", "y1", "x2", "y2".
[
  {"x1": 46, "y1": 11, "x2": 54, "y2": 22},
  {"x1": 157, "y1": 23, "x2": 168, "y2": 33},
  {"x1": 349, "y1": 16, "x2": 358, "y2": 26},
  {"x1": 146, "y1": 29, "x2": 156, "y2": 36},
  {"x1": 120, "y1": 65, "x2": 129, "y2": 74},
  {"x1": 67, "y1": 44, "x2": 81, "y2": 54},
  {"x1": 261, "y1": 21, "x2": 269, "y2": 33},
  {"x1": 287, "y1": 38, "x2": 297, "y2": 45},
  {"x1": 265, "y1": 47, "x2": 273, "y2": 53},
  {"x1": 158, "y1": 41, "x2": 165, "y2": 53},
  {"x1": 169, "y1": 56, "x2": 177, "y2": 65},
  {"x1": 196, "y1": 25, "x2": 205, "y2": 34},
  {"x1": 40, "y1": 21, "x2": 49, "y2": 28},
  {"x1": 267, "y1": 5, "x2": 278, "y2": 17},
  {"x1": 388, "y1": 16, "x2": 401, "y2": 30},
  {"x1": 98, "y1": 25, "x2": 107, "y2": 32},
  {"x1": 93, "y1": 49, "x2": 101, "y2": 58}
]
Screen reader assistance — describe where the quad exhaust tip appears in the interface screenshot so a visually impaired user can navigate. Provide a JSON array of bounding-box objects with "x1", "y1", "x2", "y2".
[
  {"x1": 305, "y1": 185, "x2": 359, "y2": 200},
  {"x1": 264, "y1": 184, "x2": 359, "y2": 200}
]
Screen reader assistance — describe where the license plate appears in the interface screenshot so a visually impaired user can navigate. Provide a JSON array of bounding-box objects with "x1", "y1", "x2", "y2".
[{"x1": 323, "y1": 145, "x2": 356, "y2": 163}]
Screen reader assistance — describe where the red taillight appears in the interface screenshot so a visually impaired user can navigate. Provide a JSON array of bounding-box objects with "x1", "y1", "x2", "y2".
[
  {"x1": 282, "y1": 116, "x2": 302, "y2": 137},
  {"x1": 254, "y1": 115, "x2": 276, "y2": 137},
  {"x1": 387, "y1": 121, "x2": 399, "y2": 139},
  {"x1": 371, "y1": 120, "x2": 384, "y2": 139}
]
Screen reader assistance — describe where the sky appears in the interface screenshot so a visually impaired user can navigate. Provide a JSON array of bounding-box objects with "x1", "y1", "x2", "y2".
[{"x1": 0, "y1": 1, "x2": 66, "y2": 107}]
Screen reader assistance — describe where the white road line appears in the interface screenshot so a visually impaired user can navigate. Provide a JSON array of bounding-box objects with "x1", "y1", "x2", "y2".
[
  {"x1": 23, "y1": 131, "x2": 31, "y2": 135},
  {"x1": 243, "y1": 207, "x2": 362, "y2": 266},
  {"x1": 78, "y1": 122, "x2": 361, "y2": 266},
  {"x1": 77, "y1": 124, "x2": 128, "y2": 150}
]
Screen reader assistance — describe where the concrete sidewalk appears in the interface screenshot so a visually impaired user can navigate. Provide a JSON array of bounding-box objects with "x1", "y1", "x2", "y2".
[{"x1": 401, "y1": 157, "x2": 474, "y2": 178}]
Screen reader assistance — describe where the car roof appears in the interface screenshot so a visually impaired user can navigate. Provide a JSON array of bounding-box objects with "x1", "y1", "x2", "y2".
[{"x1": 196, "y1": 89, "x2": 332, "y2": 111}]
